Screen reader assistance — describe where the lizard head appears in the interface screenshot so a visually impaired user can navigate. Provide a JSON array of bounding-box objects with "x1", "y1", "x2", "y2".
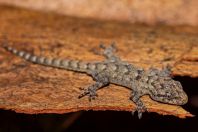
[{"x1": 146, "y1": 68, "x2": 188, "y2": 105}]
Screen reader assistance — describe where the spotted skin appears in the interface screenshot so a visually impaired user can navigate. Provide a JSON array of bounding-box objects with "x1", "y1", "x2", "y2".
[{"x1": 3, "y1": 43, "x2": 188, "y2": 119}]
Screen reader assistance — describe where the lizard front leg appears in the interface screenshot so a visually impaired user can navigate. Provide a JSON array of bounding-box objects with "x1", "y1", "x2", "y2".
[
  {"x1": 130, "y1": 90, "x2": 147, "y2": 119},
  {"x1": 78, "y1": 72, "x2": 109, "y2": 101}
]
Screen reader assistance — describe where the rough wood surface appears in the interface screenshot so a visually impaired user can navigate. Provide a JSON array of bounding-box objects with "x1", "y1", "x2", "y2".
[
  {"x1": 0, "y1": 6, "x2": 197, "y2": 118},
  {"x1": 0, "y1": 0, "x2": 198, "y2": 26}
]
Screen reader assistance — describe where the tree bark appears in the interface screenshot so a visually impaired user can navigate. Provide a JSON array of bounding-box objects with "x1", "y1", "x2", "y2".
[{"x1": 0, "y1": 6, "x2": 197, "y2": 118}]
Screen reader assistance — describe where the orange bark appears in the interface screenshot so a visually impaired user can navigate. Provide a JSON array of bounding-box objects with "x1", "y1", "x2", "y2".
[{"x1": 0, "y1": 6, "x2": 197, "y2": 118}]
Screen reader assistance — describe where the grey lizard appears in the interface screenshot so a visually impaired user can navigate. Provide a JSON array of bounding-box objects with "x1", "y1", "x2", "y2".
[{"x1": 3, "y1": 43, "x2": 188, "y2": 118}]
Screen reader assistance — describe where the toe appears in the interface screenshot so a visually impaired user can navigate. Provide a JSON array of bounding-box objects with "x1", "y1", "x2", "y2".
[{"x1": 138, "y1": 111, "x2": 142, "y2": 119}]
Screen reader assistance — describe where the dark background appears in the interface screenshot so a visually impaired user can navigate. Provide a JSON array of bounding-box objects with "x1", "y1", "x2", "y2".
[{"x1": 0, "y1": 77, "x2": 197, "y2": 132}]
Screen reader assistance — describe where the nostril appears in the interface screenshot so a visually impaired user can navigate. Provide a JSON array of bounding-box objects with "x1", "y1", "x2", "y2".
[{"x1": 180, "y1": 93, "x2": 188, "y2": 105}]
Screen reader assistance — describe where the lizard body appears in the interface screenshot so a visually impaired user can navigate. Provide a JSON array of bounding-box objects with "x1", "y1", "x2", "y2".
[{"x1": 3, "y1": 43, "x2": 188, "y2": 118}]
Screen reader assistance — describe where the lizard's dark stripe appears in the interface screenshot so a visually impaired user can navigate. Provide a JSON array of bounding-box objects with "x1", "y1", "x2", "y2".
[
  {"x1": 76, "y1": 61, "x2": 80, "y2": 69},
  {"x1": 52, "y1": 58, "x2": 61, "y2": 67},
  {"x1": 135, "y1": 69, "x2": 143, "y2": 80},
  {"x1": 29, "y1": 55, "x2": 37, "y2": 62},
  {"x1": 44, "y1": 57, "x2": 52, "y2": 65},
  {"x1": 60, "y1": 59, "x2": 70, "y2": 67},
  {"x1": 69, "y1": 60, "x2": 79, "y2": 69},
  {"x1": 37, "y1": 56, "x2": 46, "y2": 64}
]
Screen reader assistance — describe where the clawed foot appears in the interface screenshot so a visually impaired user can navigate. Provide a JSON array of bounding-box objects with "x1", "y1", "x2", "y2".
[
  {"x1": 78, "y1": 87, "x2": 98, "y2": 101},
  {"x1": 92, "y1": 42, "x2": 116, "y2": 56},
  {"x1": 131, "y1": 105, "x2": 147, "y2": 119},
  {"x1": 78, "y1": 76, "x2": 108, "y2": 101},
  {"x1": 130, "y1": 94, "x2": 147, "y2": 119},
  {"x1": 99, "y1": 42, "x2": 116, "y2": 51},
  {"x1": 99, "y1": 42, "x2": 122, "y2": 63},
  {"x1": 99, "y1": 42, "x2": 117, "y2": 56}
]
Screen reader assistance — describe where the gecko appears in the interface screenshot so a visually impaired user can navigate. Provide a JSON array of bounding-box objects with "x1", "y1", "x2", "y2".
[{"x1": 3, "y1": 43, "x2": 188, "y2": 118}]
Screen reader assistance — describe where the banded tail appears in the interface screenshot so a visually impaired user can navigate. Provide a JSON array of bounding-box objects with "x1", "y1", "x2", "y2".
[{"x1": 3, "y1": 45, "x2": 90, "y2": 73}]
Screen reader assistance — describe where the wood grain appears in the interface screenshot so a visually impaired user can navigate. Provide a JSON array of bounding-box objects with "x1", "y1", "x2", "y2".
[{"x1": 0, "y1": 6, "x2": 197, "y2": 118}]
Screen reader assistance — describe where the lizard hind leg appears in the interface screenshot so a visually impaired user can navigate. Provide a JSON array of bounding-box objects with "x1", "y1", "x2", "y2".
[
  {"x1": 99, "y1": 42, "x2": 121, "y2": 63},
  {"x1": 130, "y1": 91, "x2": 147, "y2": 119}
]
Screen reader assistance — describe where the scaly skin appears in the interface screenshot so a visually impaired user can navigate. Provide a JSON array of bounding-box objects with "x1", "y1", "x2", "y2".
[{"x1": 3, "y1": 43, "x2": 188, "y2": 119}]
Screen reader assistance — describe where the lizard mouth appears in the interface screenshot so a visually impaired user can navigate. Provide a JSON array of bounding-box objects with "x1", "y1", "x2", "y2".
[
  {"x1": 152, "y1": 93, "x2": 188, "y2": 105},
  {"x1": 170, "y1": 91, "x2": 188, "y2": 105}
]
